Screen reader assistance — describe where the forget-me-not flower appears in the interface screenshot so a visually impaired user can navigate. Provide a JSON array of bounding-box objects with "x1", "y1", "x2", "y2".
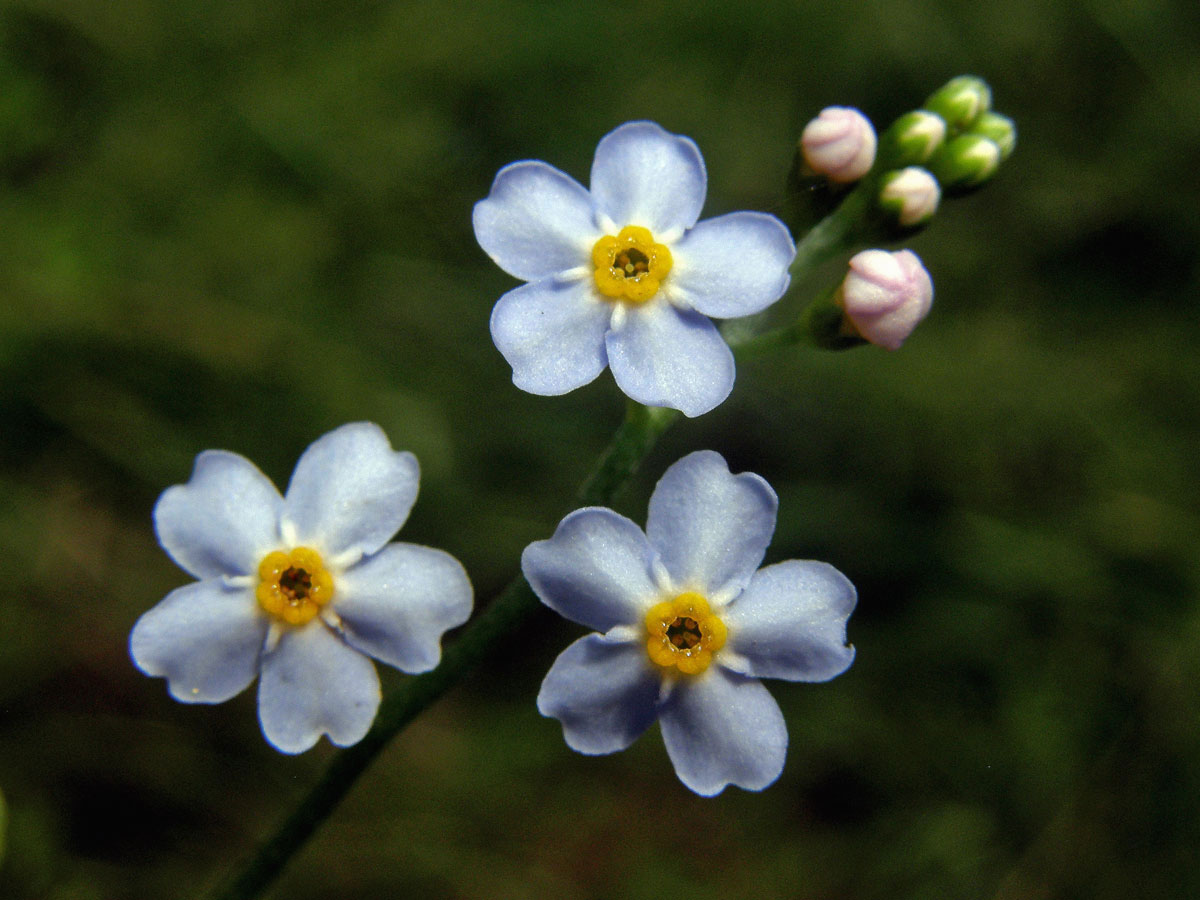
[
  {"x1": 523, "y1": 450, "x2": 856, "y2": 795},
  {"x1": 130, "y1": 423, "x2": 473, "y2": 753},
  {"x1": 473, "y1": 121, "x2": 796, "y2": 417}
]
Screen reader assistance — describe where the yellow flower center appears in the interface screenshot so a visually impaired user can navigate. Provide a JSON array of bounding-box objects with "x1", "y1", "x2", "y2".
[
  {"x1": 592, "y1": 225, "x2": 673, "y2": 304},
  {"x1": 645, "y1": 591, "x2": 727, "y2": 675},
  {"x1": 256, "y1": 546, "x2": 334, "y2": 626}
]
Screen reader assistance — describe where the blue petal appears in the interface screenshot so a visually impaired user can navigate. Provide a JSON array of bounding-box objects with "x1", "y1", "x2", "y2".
[
  {"x1": 154, "y1": 450, "x2": 283, "y2": 579},
  {"x1": 670, "y1": 212, "x2": 795, "y2": 318},
  {"x1": 282, "y1": 423, "x2": 419, "y2": 562},
  {"x1": 523, "y1": 507, "x2": 660, "y2": 632},
  {"x1": 334, "y1": 543, "x2": 473, "y2": 673},
  {"x1": 659, "y1": 667, "x2": 787, "y2": 795},
  {"x1": 257, "y1": 622, "x2": 381, "y2": 753},
  {"x1": 721, "y1": 560, "x2": 857, "y2": 682},
  {"x1": 605, "y1": 301, "x2": 734, "y2": 417},
  {"x1": 129, "y1": 579, "x2": 267, "y2": 703},
  {"x1": 646, "y1": 450, "x2": 777, "y2": 599},
  {"x1": 537, "y1": 633, "x2": 662, "y2": 755},
  {"x1": 490, "y1": 277, "x2": 613, "y2": 395},
  {"x1": 473, "y1": 160, "x2": 599, "y2": 282},
  {"x1": 590, "y1": 121, "x2": 706, "y2": 237}
]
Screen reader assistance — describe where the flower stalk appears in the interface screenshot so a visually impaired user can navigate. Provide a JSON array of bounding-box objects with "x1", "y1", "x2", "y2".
[{"x1": 203, "y1": 74, "x2": 1012, "y2": 899}]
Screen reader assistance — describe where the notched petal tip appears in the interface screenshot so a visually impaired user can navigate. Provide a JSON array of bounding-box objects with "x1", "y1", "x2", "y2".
[
  {"x1": 333, "y1": 542, "x2": 474, "y2": 675},
  {"x1": 645, "y1": 450, "x2": 778, "y2": 600},
  {"x1": 659, "y1": 668, "x2": 787, "y2": 796},
  {"x1": 591, "y1": 121, "x2": 708, "y2": 237},
  {"x1": 474, "y1": 160, "x2": 599, "y2": 282},
  {"x1": 489, "y1": 278, "x2": 612, "y2": 397},
  {"x1": 153, "y1": 449, "x2": 284, "y2": 580},
  {"x1": 522, "y1": 506, "x2": 659, "y2": 633},
  {"x1": 722, "y1": 559, "x2": 858, "y2": 683},
  {"x1": 257, "y1": 623, "x2": 382, "y2": 754},
  {"x1": 283, "y1": 422, "x2": 421, "y2": 561},
  {"x1": 605, "y1": 302, "x2": 734, "y2": 418},
  {"x1": 670, "y1": 211, "x2": 796, "y2": 320},
  {"x1": 129, "y1": 580, "x2": 267, "y2": 705},
  {"x1": 537, "y1": 634, "x2": 661, "y2": 756}
]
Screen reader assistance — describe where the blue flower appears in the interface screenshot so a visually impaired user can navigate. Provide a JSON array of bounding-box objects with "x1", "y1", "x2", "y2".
[
  {"x1": 523, "y1": 450, "x2": 856, "y2": 795},
  {"x1": 474, "y1": 121, "x2": 796, "y2": 417},
  {"x1": 130, "y1": 423, "x2": 473, "y2": 753}
]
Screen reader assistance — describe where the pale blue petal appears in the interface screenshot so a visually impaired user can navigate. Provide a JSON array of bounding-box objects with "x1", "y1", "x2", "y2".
[
  {"x1": 490, "y1": 277, "x2": 613, "y2": 395},
  {"x1": 670, "y1": 212, "x2": 796, "y2": 318},
  {"x1": 522, "y1": 507, "x2": 660, "y2": 632},
  {"x1": 605, "y1": 302, "x2": 734, "y2": 418},
  {"x1": 334, "y1": 543, "x2": 473, "y2": 673},
  {"x1": 722, "y1": 560, "x2": 857, "y2": 682},
  {"x1": 537, "y1": 633, "x2": 662, "y2": 755},
  {"x1": 659, "y1": 667, "x2": 787, "y2": 796},
  {"x1": 257, "y1": 622, "x2": 381, "y2": 753},
  {"x1": 646, "y1": 450, "x2": 777, "y2": 597},
  {"x1": 154, "y1": 450, "x2": 283, "y2": 579},
  {"x1": 590, "y1": 121, "x2": 706, "y2": 236},
  {"x1": 129, "y1": 579, "x2": 266, "y2": 703},
  {"x1": 282, "y1": 423, "x2": 418, "y2": 561},
  {"x1": 473, "y1": 160, "x2": 599, "y2": 282}
]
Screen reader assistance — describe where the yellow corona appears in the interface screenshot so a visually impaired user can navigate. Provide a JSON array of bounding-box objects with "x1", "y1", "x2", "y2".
[
  {"x1": 592, "y1": 225, "x2": 673, "y2": 303},
  {"x1": 256, "y1": 547, "x2": 334, "y2": 626},
  {"x1": 645, "y1": 591, "x2": 727, "y2": 675}
]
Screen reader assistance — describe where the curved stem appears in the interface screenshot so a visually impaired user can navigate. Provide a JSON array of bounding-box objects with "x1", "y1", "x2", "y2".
[
  {"x1": 788, "y1": 181, "x2": 873, "y2": 277},
  {"x1": 204, "y1": 401, "x2": 679, "y2": 900},
  {"x1": 578, "y1": 401, "x2": 680, "y2": 506}
]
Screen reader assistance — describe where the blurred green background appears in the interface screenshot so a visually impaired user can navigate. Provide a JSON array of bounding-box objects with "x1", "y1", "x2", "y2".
[{"x1": 1, "y1": 0, "x2": 1198, "y2": 897}]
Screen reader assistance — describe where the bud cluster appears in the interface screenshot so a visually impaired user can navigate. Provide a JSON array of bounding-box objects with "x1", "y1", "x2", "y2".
[
  {"x1": 871, "y1": 75, "x2": 1016, "y2": 230},
  {"x1": 793, "y1": 77, "x2": 1013, "y2": 238},
  {"x1": 789, "y1": 76, "x2": 1013, "y2": 353}
]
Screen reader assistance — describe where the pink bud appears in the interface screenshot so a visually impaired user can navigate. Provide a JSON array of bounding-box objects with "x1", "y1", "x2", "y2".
[
  {"x1": 840, "y1": 249, "x2": 933, "y2": 350},
  {"x1": 801, "y1": 107, "x2": 877, "y2": 183}
]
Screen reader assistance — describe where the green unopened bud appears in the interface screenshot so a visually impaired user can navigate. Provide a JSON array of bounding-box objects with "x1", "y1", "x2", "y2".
[
  {"x1": 878, "y1": 110, "x2": 946, "y2": 167},
  {"x1": 929, "y1": 134, "x2": 1001, "y2": 190},
  {"x1": 924, "y1": 75, "x2": 991, "y2": 133},
  {"x1": 878, "y1": 167, "x2": 941, "y2": 227},
  {"x1": 970, "y1": 111, "x2": 1016, "y2": 162}
]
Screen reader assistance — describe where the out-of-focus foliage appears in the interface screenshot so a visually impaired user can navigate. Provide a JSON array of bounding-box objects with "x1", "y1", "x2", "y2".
[{"x1": 0, "y1": 0, "x2": 1197, "y2": 898}]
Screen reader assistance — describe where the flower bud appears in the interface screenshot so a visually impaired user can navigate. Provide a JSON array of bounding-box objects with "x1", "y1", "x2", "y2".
[
  {"x1": 929, "y1": 133, "x2": 1001, "y2": 189},
  {"x1": 838, "y1": 249, "x2": 933, "y2": 350},
  {"x1": 924, "y1": 75, "x2": 991, "y2": 133},
  {"x1": 878, "y1": 167, "x2": 941, "y2": 228},
  {"x1": 970, "y1": 111, "x2": 1016, "y2": 162},
  {"x1": 878, "y1": 110, "x2": 946, "y2": 166},
  {"x1": 800, "y1": 106, "x2": 877, "y2": 183}
]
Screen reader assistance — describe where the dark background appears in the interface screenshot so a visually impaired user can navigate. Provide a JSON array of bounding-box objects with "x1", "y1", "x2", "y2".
[{"x1": 1, "y1": 0, "x2": 1198, "y2": 897}]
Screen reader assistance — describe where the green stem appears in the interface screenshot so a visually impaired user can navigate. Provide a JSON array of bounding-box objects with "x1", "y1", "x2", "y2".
[
  {"x1": 731, "y1": 284, "x2": 862, "y2": 358},
  {"x1": 204, "y1": 402, "x2": 679, "y2": 900},
  {"x1": 578, "y1": 401, "x2": 680, "y2": 506},
  {"x1": 788, "y1": 181, "x2": 873, "y2": 277}
]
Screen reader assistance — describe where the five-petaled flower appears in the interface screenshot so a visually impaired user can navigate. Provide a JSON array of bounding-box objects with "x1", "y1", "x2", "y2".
[
  {"x1": 130, "y1": 423, "x2": 473, "y2": 753},
  {"x1": 473, "y1": 121, "x2": 796, "y2": 418},
  {"x1": 523, "y1": 450, "x2": 856, "y2": 795}
]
